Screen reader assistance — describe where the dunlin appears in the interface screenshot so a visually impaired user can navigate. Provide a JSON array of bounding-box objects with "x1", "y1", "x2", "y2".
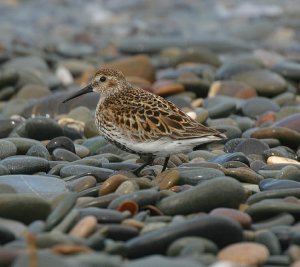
[{"x1": 63, "y1": 68, "x2": 226, "y2": 174}]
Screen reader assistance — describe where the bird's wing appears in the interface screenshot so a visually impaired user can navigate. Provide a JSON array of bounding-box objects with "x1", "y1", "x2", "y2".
[{"x1": 103, "y1": 88, "x2": 223, "y2": 142}]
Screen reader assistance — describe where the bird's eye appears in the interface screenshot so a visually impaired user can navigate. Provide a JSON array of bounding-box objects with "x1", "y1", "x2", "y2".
[{"x1": 100, "y1": 76, "x2": 106, "y2": 82}]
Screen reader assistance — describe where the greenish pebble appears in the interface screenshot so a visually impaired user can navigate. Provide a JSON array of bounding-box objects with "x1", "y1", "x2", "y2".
[
  {"x1": 0, "y1": 140, "x2": 17, "y2": 160},
  {"x1": 3, "y1": 137, "x2": 41, "y2": 154}
]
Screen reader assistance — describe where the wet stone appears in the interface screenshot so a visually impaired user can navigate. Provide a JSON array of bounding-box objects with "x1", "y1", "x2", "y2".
[
  {"x1": 46, "y1": 136, "x2": 76, "y2": 154},
  {"x1": 67, "y1": 175, "x2": 97, "y2": 192},
  {"x1": 0, "y1": 155, "x2": 49, "y2": 174},
  {"x1": 233, "y1": 138, "x2": 269, "y2": 156},
  {"x1": 208, "y1": 152, "x2": 250, "y2": 166},
  {"x1": 232, "y1": 69, "x2": 287, "y2": 96},
  {"x1": 0, "y1": 140, "x2": 17, "y2": 159},
  {"x1": 24, "y1": 117, "x2": 63, "y2": 141},
  {"x1": 60, "y1": 165, "x2": 113, "y2": 181},
  {"x1": 53, "y1": 148, "x2": 80, "y2": 162},
  {"x1": 217, "y1": 242, "x2": 269, "y2": 266},
  {"x1": 223, "y1": 167, "x2": 264, "y2": 184},
  {"x1": 259, "y1": 178, "x2": 300, "y2": 191},
  {"x1": 241, "y1": 97, "x2": 280, "y2": 118},
  {"x1": 157, "y1": 177, "x2": 246, "y2": 215},
  {"x1": 0, "y1": 193, "x2": 51, "y2": 224},
  {"x1": 0, "y1": 175, "x2": 68, "y2": 200},
  {"x1": 126, "y1": 215, "x2": 243, "y2": 258},
  {"x1": 99, "y1": 174, "x2": 129, "y2": 195},
  {"x1": 154, "y1": 170, "x2": 180, "y2": 190},
  {"x1": 115, "y1": 180, "x2": 140, "y2": 195},
  {"x1": 26, "y1": 143, "x2": 50, "y2": 160}
]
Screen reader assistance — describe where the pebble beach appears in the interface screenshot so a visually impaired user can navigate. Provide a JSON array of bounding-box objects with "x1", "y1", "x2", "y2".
[{"x1": 1, "y1": 0, "x2": 300, "y2": 266}]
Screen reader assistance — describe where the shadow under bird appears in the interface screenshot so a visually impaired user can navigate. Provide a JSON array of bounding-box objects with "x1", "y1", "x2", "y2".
[{"x1": 63, "y1": 68, "x2": 226, "y2": 174}]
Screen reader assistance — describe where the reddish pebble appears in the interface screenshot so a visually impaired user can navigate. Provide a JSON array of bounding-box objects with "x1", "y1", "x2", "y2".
[
  {"x1": 117, "y1": 200, "x2": 139, "y2": 215},
  {"x1": 210, "y1": 207, "x2": 252, "y2": 228},
  {"x1": 52, "y1": 244, "x2": 91, "y2": 255},
  {"x1": 69, "y1": 215, "x2": 97, "y2": 238},
  {"x1": 99, "y1": 174, "x2": 128, "y2": 195}
]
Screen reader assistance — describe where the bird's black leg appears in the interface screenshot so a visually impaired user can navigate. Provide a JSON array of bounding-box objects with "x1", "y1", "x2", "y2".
[
  {"x1": 133, "y1": 156, "x2": 154, "y2": 176},
  {"x1": 161, "y1": 156, "x2": 170, "y2": 172}
]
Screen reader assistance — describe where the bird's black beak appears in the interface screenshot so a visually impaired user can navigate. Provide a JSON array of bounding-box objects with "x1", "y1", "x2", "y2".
[{"x1": 62, "y1": 84, "x2": 93, "y2": 103}]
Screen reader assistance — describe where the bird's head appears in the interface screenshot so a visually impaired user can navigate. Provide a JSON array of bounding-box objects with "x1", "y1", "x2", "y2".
[{"x1": 62, "y1": 68, "x2": 127, "y2": 103}]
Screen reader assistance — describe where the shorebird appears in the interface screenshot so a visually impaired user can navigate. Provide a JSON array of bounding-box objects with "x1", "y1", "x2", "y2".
[{"x1": 63, "y1": 68, "x2": 226, "y2": 174}]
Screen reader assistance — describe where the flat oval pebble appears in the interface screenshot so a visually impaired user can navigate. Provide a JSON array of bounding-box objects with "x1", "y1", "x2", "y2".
[
  {"x1": 67, "y1": 175, "x2": 97, "y2": 192},
  {"x1": 223, "y1": 167, "x2": 264, "y2": 184},
  {"x1": 115, "y1": 180, "x2": 140, "y2": 194},
  {"x1": 53, "y1": 148, "x2": 81, "y2": 162},
  {"x1": 26, "y1": 143, "x2": 50, "y2": 159},
  {"x1": 126, "y1": 215, "x2": 243, "y2": 258},
  {"x1": 154, "y1": 170, "x2": 180, "y2": 190},
  {"x1": 233, "y1": 138, "x2": 269, "y2": 156},
  {"x1": 251, "y1": 127, "x2": 300, "y2": 149},
  {"x1": 217, "y1": 242, "x2": 269, "y2": 266},
  {"x1": 46, "y1": 136, "x2": 76, "y2": 154},
  {"x1": 69, "y1": 215, "x2": 97, "y2": 238},
  {"x1": 272, "y1": 61, "x2": 300, "y2": 80},
  {"x1": 259, "y1": 178, "x2": 300, "y2": 191},
  {"x1": 0, "y1": 193, "x2": 51, "y2": 224},
  {"x1": 272, "y1": 113, "x2": 300, "y2": 132},
  {"x1": 99, "y1": 174, "x2": 129, "y2": 195},
  {"x1": 232, "y1": 69, "x2": 287, "y2": 96},
  {"x1": 79, "y1": 207, "x2": 127, "y2": 223},
  {"x1": 203, "y1": 96, "x2": 236, "y2": 119},
  {"x1": 157, "y1": 177, "x2": 246, "y2": 215},
  {"x1": 60, "y1": 165, "x2": 113, "y2": 181},
  {"x1": 0, "y1": 155, "x2": 49, "y2": 174},
  {"x1": 208, "y1": 152, "x2": 250, "y2": 166},
  {"x1": 0, "y1": 175, "x2": 68, "y2": 200},
  {"x1": 255, "y1": 230, "x2": 281, "y2": 255},
  {"x1": 267, "y1": 156, "x2": 300, "y2": 166},
  {"x1": 209, "y1": 208, "x2": 252, "y2": 228},
  {"x1": 3, "y1": 138, "x2": 40, "y2": 154},
  {"x1": 241, "y1": 97, "x2": 280, "y2": 118},
  {"x1": 0, "y1": 140, "x2": 17, "y2": 160}
]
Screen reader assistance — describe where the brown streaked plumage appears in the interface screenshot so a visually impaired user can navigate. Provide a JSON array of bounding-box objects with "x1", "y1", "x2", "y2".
[{"x1": 63, "y1": 68, "x2": 226, "y2": 174}]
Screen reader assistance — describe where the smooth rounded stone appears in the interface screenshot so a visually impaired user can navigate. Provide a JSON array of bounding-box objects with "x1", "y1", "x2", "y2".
[
  {"x1": 216, "y1": 62, "x2": 260, "y2": 80},
  {"x1": 272, "y1": 113, "x2": 300, "y2": 132},
  {"x1": 46, "y1": 136, "x2": 76, "y2": 154},
  {"x1": 108, "y1": 189, "x2": 160, "y2": 210},
  {"x1": 255, "y1": 230, "x2": 281, "y2": 255},
  {"x1": 126, "y1": 215, "x2": 243, "y2": 258},
  {"x1": 233, "y1": 138, "x2": 269, "y2": 156},
  {"x1": 263, "y1": 146, "x2": 297, "y2": 160},
  {"x1": 248, "y1": 188, "x2": 300, "y2": 205},
  {"x1": 69, "y1": 215, "x2": 97, "y2": 238},
  {"x1": 98, "y1": 224, "x2": 139, "y2": 241},
  {"x1": 52, "y1": 148, "x2": 80, "y2": 162},
  {"x1": 28, "y1": 220, "x2": 46, "y2": 234},
  {"x1": 203, "y1": 96, "x2": 236, "y2": 119},
  {"x1": 115, "y1": 180, "x2": 140, "y2": 195},
  {"x1": 24, "y1": 117, "x2": 63, "y2": 141},
  {"x1": 272, "y1": 92, "x2": 296, "y2": 106},
  {"x1": 60, "y1": 165, "x2": 113, "y2": 181},
  {"x1": 223, "y1": 167, "x2": 264, "y2": 184},
  {"x1": 0, "y1": 68, "x2": 18, "y2": 88},
  {"x1": 74, "y1": 144, "x2": 90, "y2": 158},
  {"x1": 251, "y1": 127, "x2": 300, "y2": 149},
  {"x1": 272, "y1": 61, "x2": 300, "y2": 80},
  {"x1": 208, "y1": 80, "x2": 257, "y2": 99},
  {"x1": 209, "y1": 208, "x2": 252, "y2": 228},
  {"x1": 46, "y1": 193, "x2": 78, "y2": 230},
  {"x1": 78, "y1": 194, "x2": 120, "y2": 209},
  {"x1": 13, "y1": 250, "x2": 77, "y2": 267},
  {"x1": 99, "y1": 174, "x2": 129, "y2": 195},
  {"x1": 217, "y1": 242, "x2": 269, "y2": 266},
  {"x1": 157, "y1": 177, "x2": 246, "y2": 215},
  {"x1": 0, "y1": 193, "x2": 51, "y2": 224},
  {"x1": 208, "y1": 152, "x2": 250, "y2": 166},
  {"x1": 3, "y1": 137, "x2": 40, "y2": 154},
  {"x1": 167, "y1": 236, "x2": 218, "y2": 256},
  {"x1": 67, "y1": 175, "x2": 97, "y2": 193},
  {"x1": 0, "y1": 218, "x2": 26, "y2": 238},
  {"x1": 246, "y1": 198, "x2": 300, "y2": 220},
  {"x1": 0, "y1": 140, "x2": 17, "y2": 160},
  {"x1": 56, "y1": 42, "x2": 94, "y2": 57},
  {"x1": 259, "y1": 178, "x2": 300, "y2": 191},
  {"x1": 26, "y1": 143, "x2": 50, "y2": 160},
  {"x1": 267, "y1": 156, "x2": 300, "y2": 166},
  {"x1": 51, "y1": 209, "x2": 79, "y2": 233},
  {"x1": 104, "y1": 55, "x2": 155, "y2": 82},
  {"x1": 177, "y1": 167, "x2": 224, "y2": 185},
  {"x1": 266, "y1": 255, "x2": 291, "y2": 266},
  {"x1": 65, "y1": 253, "x2": 122, "y2": 267},
  {"x1": 76, "y1": 184, "x2": 102, "y2": 198},
  {"x1": 241, "y1": 97, "x2": 280, "y2": 118},
  {"x1": 79, "y1": 207, "x2": 128, "y2": 224},
  {"x1": 101, "y1": 162, "x2": 140, "y2": 172},
  {"x1": 276, "y1": 165, "x2": 300, "y2": 181},
  {"x1": 125, "y1": 255, "x2": 204, "y2": 267},
  {"x1": 0, "y1": 175, "x2": 68, "y2": 200},
  {"x1": 0, "y1": 119, "x2": 21, "y2": 138},
  {"x1": 150, "y1": 80, "x2": 185, "y2": 96},
  {"x1": 231, "y1": 69, "x2": 287, "y2": 96},
  {"x1": 154, "y1": 170, "x2": 180, "y2": 190},
  {"x1": 252, "y1": 213, "x2": 295, "y2": 231},
  {"x1": 222, "y1": 161, "x2": 249, "y2": 169},
  {"x1": 81, "y1": 136, "x2": 108, "y2": 154},
  {"x1": 250, "y1": 160, "x2": 266, "y2": 172},
  {"x1": 15, "y1": 84, "x2": 51, "y2": 99},
  {"x1": 0, "y1": 183, "x2": 16, "y2": 193},
  {"x1": 0, "y1": 225, "x2": 15, "y2": 244},
  {"x1": 0, "y1": 155, "x2": 49, "y2": 174}
]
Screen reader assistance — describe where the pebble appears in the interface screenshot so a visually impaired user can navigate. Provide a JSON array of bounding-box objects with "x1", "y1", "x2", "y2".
[
  {"x1": 0, "y1": 140, "x2": 17, "y2": 159},
  {"x1": 217, "y1": 242, "x2": 269, "y2": 266},
  {"x1": 115, "y1": 180, "x2": 140, "y2": 194},
  {"x1": 69, "y1": 215, "x2": 97, "y2": 238},
  {"x1": 157, "y1": 177, "x2": 246, "y2": 215},
  {"x1": 223, "y1": 167, "x2": 264, "y2": 184},
  {"x1": 272, "y1": 61, "x2": 300, "y2": 80},
  {"x1": 53, "y1": 148, "x2": 81, "y2": 162},
  {"x1": 0, "y1": 155, "x2": 49, "y2": 174},
  {"x1": 0, "y1": 193, "x2": 51, "y2": 224},
  {"x1": 126, "y1": 215, "x2": 243, "y2": 258},
  {"x1": 241, "y1": 97, "x2": 280, "y2": 118},
  {"x1": 232, "y1": 69, "x2": 287, "y2": 96},
  {"x1": 67, "y1": 175, "x2": 97, "y2": 192},
  {"x1": 254, "y1": 230, "x2": 281, "y2": 255},
  {"x1": 272, "y1": 113, "x2": 300, "y2": 132},
  {"x1": 46, "y1": 136, "x2": 76, "y2": 154},
  {"x1": 26, "y1": 143, "x2": 50, "y2": 159},
  {"x1": 267, "y1": 156, "x2": 300, "y2": 165},
  {"x1": 154, "y1": 170, "x2": 180, "y2": 190}
]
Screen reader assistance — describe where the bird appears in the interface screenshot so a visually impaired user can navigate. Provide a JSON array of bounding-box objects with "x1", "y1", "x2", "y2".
[{"x1": 63, "y1": 68, "x2": 226, "y2": 174}]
